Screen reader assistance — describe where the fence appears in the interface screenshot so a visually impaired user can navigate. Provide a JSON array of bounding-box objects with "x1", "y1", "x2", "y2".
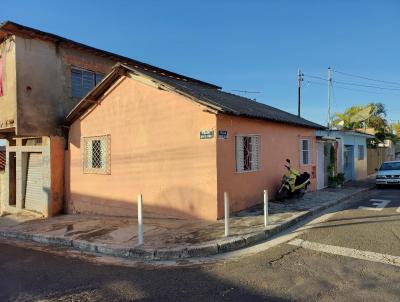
[{"x1": 367, "y1": 147, "x2": 392, "y2": 174}]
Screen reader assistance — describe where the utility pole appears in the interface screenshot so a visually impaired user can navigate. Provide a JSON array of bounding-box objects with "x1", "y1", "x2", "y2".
[
  {"x1": 297, "y1": 69, "x2": 304, "y2": 117},
  {"x1": 327, "y1": 67, "x2": 332, "y2": 128}
]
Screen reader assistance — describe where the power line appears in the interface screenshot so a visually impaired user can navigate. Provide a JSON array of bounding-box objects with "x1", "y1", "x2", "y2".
[
  {"x1": 304, "y1": 73, "x2": 400, "y2": 91},
  {"x1": 304, "y1": 74, "x2": 327, "y2": 81},
  {"x1": 333, "y1": 69, "x2": 400, "y2": 87},
  {"x1": 333, "y1": 80, "x2": 400, "y2": 91},
  {"x1": 332, "y1": 83, "x2": 400, "y2": 96},
  {"x1": 305, "y1": 80, "x2": 400, "y2": 96},
  {"x1": 304, "y1": 80, "x2": 326, "y2": 87}
]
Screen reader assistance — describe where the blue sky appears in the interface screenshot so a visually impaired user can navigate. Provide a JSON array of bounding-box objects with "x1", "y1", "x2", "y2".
[{"x1": 2, "y1": 0, "x2": 400, "y2": 125}]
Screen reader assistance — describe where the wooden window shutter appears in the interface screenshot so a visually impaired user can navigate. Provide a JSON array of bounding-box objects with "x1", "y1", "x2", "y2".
[
  {"x1": 236, "y1": 136, "x2": 244, "y2": 172},
  {"x1": 300, "y1": 138, "x2": 311, "y2": 165},
  {"x1": 308, "y1": 139, "x2": 312, "y2": 164},
  {"x1": 251, "y1": 136, "x2": 260, "y2": 170},
  {"x1": 300, "y1": 139, "x2": 304, "y2": 165}
]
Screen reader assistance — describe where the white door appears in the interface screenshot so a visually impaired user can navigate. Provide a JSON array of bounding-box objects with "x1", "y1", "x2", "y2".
[
  {"x1": 24, "y1": 153, "x2": 44, "y2": 213},
  {"x1": 317, "y1": 142, "x2": 325, "y2": 190}
]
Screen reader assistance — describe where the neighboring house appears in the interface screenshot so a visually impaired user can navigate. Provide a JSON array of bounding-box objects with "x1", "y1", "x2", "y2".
[
  {"x1": 0, "y1": 21, "x2": 217, "y2": 217},
  {"x1": 316, "y1": 130, "x2": 374, "y2": 182},
  {"x1": 65, "y1": 64, "x2": 325, "y2": 220}
]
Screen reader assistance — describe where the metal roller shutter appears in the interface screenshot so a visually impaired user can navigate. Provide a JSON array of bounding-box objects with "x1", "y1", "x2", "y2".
[{"x1": 24, "y1": 153, "x2": 44, "y2": 212}]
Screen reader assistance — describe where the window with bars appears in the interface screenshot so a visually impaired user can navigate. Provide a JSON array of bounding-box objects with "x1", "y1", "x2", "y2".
[
  {"x1": 71, "y1": 67, "x2": 105, "y2": 98},
  {"x1": 300, "y1": 138, "x2": 312, "y2": 165},
  {"x1": 83, "y1": 135, "x2": 110, "y2": 174},
  {"x1": 236, "y1": 135, "x2": 260, "y2": 172},
  {"x1": 358, "y1": 145, "x2": 365, "y2": 160}
]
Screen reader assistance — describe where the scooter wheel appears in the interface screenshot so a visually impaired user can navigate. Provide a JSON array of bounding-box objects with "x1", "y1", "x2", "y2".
[{"x1": 275, "y1": 187, "x2": 289, "y2": 201}]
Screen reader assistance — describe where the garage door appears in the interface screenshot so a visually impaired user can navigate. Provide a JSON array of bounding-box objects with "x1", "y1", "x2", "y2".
[{"x1": 24, "y1": 153, "x2": 44, "y2": 213}]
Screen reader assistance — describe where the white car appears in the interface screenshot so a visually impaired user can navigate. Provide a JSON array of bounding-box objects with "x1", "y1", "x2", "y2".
[{"x1": 376, "y1": 161, "x2": 400, "y2": 188}]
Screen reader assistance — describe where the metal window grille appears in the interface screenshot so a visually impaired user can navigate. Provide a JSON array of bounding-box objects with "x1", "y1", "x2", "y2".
[
  {"x1": 300, "y1": 138, "x2": 312, "y2": 165},
  {"x1": 236, "y1": 135, "x2": 260, "y2": 172},
  {"x1": 83, "y1": 135, "x2": 111, "y2": 174}
]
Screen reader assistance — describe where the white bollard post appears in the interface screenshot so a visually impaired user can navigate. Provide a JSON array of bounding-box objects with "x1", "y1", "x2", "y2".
[
  {"x1": 264, "y1": 190, "x2": 269, "y2": 227},
  {"x1": 224, "y1": 192, "x2": 230, "y2": 237},
  {"x1": 138, "y1": 193, "x2": 144, "y2": 245}
]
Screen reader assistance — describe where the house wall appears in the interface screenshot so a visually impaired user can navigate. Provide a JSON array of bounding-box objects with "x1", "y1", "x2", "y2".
[
  {"x1": 0, "y1": 35, "x2": 17, "y2": 133},
  {"x1": 342, "y1": 134, "x2": 368, "y2": 180},
  {"x1": 67, "y1": 76, "x2": 218, "y2": 220},
  {"x1": 14, "y1": 36, "x2": 116, "y2": 137},
  {"x1": 50, "y1": 136, "x2": 65, "y2": 216},
  {"x1": 0, "y1": 34, "x2": 117, "y2": 218},
  {"x1": 1, "y1": 136, "x2": 52, "y2": 216},
  {"x1": 316, "y1": 131, "x2": 369, "y2": 181},
  {"x1": 216, "y1": 114, "x2": 317, "y2": 218}
]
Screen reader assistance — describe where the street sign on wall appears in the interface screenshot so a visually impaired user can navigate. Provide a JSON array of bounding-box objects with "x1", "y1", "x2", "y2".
[
  {"x1": 200, "y1": 130, "x2": 214, "y2": 139},
  {"x1": 218, "y1": 130, "x2": 228, "y2": 139}
]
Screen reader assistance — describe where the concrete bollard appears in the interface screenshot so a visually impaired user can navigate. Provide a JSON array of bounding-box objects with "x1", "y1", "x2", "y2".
[
  {"x1": 224, "y1": 192, "x2": 230, "y2": 237},
  {"x1": 264, "y1": 190, "x2": 269, "y2": 227},
  {"x1": 138, "y1": 193, "x2": 144, "y2": 245}
]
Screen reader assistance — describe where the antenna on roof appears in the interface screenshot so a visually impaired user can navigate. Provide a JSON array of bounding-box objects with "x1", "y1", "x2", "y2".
[
  {"x1": 231, "y1": 89, "x2": 261, "y2": 101},
  {"x1": 232, "y1": 89, "x2": 261, "y2": 94}
]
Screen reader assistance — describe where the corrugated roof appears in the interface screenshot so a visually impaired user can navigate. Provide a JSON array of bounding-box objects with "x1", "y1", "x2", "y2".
[
  {"x1": 316, "y1": 129, "x2": 375, "y2": 138},
  {"x1": 67, "y1": 64, "x2": 325, "y2": 130},
  {"x1": 144, "y1": 70, "x2": 326, "y2": 129}
]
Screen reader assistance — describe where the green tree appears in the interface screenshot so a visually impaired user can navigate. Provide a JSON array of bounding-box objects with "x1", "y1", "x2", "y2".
[
  {"x1": 333, "y1": 102, "x2": 393, "y2": 144},
  {"x1": 390, "y1": 122, "x2": 400, "y2": 141},
  {"x1": 332, "y1": 105, "x2": 365, "y2": 129}
]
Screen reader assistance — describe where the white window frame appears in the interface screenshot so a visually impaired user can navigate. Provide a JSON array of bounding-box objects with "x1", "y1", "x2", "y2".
[
  {"x1": 235, "y1": 134, "x2": 260, "y2": 173},
  {"x1": 358, "y1": 145, "x2": 365, "y2": 160},
  {"x1": 82, "y1": 135, "x2": 111, "y2": 174},
  {"x1": 300, "y1": 138, "x2": 312, "y2": 166}
]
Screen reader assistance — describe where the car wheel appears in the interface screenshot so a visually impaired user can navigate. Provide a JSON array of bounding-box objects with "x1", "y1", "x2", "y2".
[{"x1": 376, "y1": 184, "x2": 384, "y2": 189}]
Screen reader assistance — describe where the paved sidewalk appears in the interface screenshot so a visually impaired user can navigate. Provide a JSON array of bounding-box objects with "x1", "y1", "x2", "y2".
[{"x1": 0, "y1": 179, "x2": 375, "y2": 260}]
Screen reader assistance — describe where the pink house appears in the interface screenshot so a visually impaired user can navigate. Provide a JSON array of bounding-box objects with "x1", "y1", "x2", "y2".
[{"x1": 65, "y1": 64, "x2": 324, "y2": 221}]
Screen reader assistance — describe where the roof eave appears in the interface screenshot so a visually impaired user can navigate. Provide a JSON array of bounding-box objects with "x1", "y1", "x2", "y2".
[{"x1": 220, "y1": 111, "x2": 326, "y2": 130}]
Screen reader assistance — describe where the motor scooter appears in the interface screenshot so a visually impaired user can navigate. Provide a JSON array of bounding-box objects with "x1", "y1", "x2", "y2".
[{"x1": 275, "y1": 159, "x2": 311, "y2": 201}]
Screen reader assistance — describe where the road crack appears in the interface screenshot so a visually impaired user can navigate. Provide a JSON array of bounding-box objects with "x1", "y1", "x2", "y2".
[{"x1": 268, "y1": 246, "x2": 301, "y2": 265}]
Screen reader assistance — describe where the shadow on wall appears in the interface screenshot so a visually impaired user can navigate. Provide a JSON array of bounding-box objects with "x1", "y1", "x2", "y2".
[{"x1": 67, "y1": 186, "x2": 217, "y2": 221}]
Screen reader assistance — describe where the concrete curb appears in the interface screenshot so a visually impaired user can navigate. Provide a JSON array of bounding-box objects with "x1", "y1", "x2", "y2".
[{"x1": 0, "y1": 186, "x2": 374, "y2": 261}]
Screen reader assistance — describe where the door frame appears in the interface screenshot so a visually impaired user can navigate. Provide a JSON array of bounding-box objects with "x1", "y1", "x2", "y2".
[
  {"x1": 343, "y1": 144, "x2": 354, "y2": 181},
  {"x1": 316, "y1": 142, "x2": 326, "y2": 190}
]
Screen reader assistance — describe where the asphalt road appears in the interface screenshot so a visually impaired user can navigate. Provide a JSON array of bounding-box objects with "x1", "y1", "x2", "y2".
[{"x1": 0, "y1": 188, "x2": 399, "y2": 302}]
